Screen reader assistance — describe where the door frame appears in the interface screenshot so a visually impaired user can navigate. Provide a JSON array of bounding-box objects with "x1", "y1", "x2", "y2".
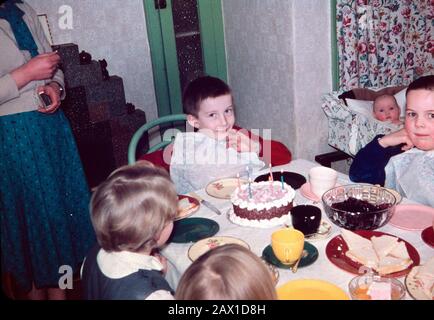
[{"x1": 143, "y1": 0, "x2": 227, "y2": 116}]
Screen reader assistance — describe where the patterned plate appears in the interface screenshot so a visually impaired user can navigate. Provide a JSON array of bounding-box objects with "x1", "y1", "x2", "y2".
[
  {"x1": 188, "y1": 236, "x2": 250, "y2": 261},
  {"x1": 176, "y1": 195, "x2": 200, "y2": 220},
  {"x1": 205, "y1": 178, "x2": 248, "y2": 199},
  {"x1": 405, "y1": 267, "x2": 432, "y2": 300}
]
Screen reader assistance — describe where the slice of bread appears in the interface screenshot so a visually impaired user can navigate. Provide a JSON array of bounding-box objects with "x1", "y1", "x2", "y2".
[
  {"x1": 376, "y1": 256, "x2": 412, "y2": 275},
  {"x1": 388, "y1": 241, "x2": 411, "y2": 260},
  {"x1": 341, "y1": 229, "x2": 372, "y2": 251},
  {"x1": 371, "y1": 235, "x2": 399, "y2": 259},
  {"x1": 346, "y1": 245, "x2": 379, "y2": 269}
]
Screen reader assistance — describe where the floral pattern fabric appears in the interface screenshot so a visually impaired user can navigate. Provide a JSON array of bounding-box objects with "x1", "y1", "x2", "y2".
[{"x1": 336, "y1": 0, "x2": 434, "y2": 90}]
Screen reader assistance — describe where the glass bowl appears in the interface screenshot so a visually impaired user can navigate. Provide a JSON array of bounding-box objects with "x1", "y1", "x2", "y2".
[
  {"x1": 348, "y1": 273, "x2": 406, "y2": 300},
  {"x1": 322, "y1": 184, "x2": 397, "y2": 230}
]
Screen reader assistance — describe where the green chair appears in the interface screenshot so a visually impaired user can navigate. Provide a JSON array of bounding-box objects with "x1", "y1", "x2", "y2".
[{"x1": 128, "y1": 114, "x2": 187, "y2": 165}]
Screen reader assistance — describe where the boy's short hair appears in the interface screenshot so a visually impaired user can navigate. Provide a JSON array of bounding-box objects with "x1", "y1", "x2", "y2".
[
  {"x1": 406, "y1": 75, "x2": 434, "y2": 96},
  {"x1": 90, "y1": 161, "x2": 178, "y2": 252},
  {"x1": 182, "y1": 76, "x2": 231, "y2": 117}
]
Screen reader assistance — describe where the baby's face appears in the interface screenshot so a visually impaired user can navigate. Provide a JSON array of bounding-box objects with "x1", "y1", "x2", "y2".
[
  {"x1": 405, "y1": 89, "x2": 434, "y2": 151},
  {"x1": 190, "y1": 94, "x2": 235, "y2": 140},
  {"x1": 373, "y1": 96, "x2": 400, "y2": 122}
]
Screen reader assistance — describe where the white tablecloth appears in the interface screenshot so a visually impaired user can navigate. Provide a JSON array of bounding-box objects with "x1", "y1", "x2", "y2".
[{"x1": 162, "y1": 159, "x2": 433, "y2": 298}]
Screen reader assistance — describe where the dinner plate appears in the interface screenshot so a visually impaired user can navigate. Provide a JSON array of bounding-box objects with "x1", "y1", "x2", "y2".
[
  {"x1": 325, "y1": 230, "x2": 420, "y2": 277},
  {"x1": 205, "y1": 178, "x2": 248, "y2": 199},
  {"x1": 254, "y1": 171, "x2": 306, "y2": 190},
  {"x1": 277, "y1": 279, "x2": 349, "y2": 300},
  {"x1": 389, "y1": 204, "x2": 434, "y2": 231},
  {"x1": 176, "y1": 195, "x2": 200, "y2": 220},
  {"x1": 300, "y1": 182, "x2": 341, "y2": 202},
  {"x1": 262, "y1": 242, "x2": 318, "y2": 269},
  {"x1": 405, "y1": 267, "x2": 432, "y2": 300},
  {"x1": 169, "y1": 218, "x2": 219, "y2": 243},
  {"x1": 421, "y1": 226, "x2": 434, "y2": 248},
  {"x1": 188, "y1": 236, "x2": 250, "y2": 261}
]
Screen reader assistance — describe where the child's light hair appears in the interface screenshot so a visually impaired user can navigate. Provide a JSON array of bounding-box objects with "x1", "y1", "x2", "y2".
[
  {"x1": 90, "y1": 161, "x2": 178, "y2": 252},
  {"x1": 182, "y1": 76, "x2": 232, "y2": 117},
  {"x1": 175, "y1": 244, "x2": 277, "y2": 300},
  {"x1": 373, "y1": 94, "x2": 398, "y2": 109}
]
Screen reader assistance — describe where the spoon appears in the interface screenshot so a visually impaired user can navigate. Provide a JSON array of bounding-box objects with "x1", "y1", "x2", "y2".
[{"x1": 292, "y1": 250, "x2": 308, "y2": 273}]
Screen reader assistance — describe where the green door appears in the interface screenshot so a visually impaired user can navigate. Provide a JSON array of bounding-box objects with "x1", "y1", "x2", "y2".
[{"x1": 143, "y1": 0, "x2": 227, "y2": 116}]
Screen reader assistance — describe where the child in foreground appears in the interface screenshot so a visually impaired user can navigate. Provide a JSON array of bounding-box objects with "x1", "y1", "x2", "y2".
[
  {"x1": 175, "y1": 244, "x2": 277, "y2": 300},
  {"x1": 81, "y1": 161, "x2": 178, "y2": 300}
]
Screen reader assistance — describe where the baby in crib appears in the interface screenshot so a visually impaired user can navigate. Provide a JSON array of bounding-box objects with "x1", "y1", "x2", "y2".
[{"x1": 372, "y1": 94, "x2": 403, "y2": 125}]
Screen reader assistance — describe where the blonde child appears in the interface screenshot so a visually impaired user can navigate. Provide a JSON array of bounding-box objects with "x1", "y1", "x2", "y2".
[
  {"x1": 372, "y1": 94, "x2": 402, "y2": 125},
  {"x1": 350, "y1": 75, "x2": 434, "y2": 207},
  {"x1": 175, "y1": 244, "x2": 277, "y2": 300},
  {"x1": 81, "y1": 162, "x2": 178, "y2": 300}
]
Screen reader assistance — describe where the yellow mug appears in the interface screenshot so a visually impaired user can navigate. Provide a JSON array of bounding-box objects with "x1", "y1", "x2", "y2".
[{"x1": 271, "y1": 228, "x2": 305, "y2": 266}]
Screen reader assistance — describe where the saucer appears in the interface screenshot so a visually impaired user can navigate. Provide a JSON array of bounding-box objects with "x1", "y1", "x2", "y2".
[
  {"x1": 300, "y1": 182, "x2": 340, "y2": 202},
  {"x1": 262, "y1": 242, "x2": 318, "y2": 269},
  {"x1": 285, "y1": 219, "x2": 332, "y2": 241}
]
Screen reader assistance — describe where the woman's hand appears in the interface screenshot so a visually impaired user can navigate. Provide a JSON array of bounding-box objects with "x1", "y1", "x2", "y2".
[
  {"x1": 37, "y1": 82, "x2": 61, "y2": 114},
  {"x1": 378, "y1": 128, "x2": 414, "y2": 151},
  {"x1": 11, "y1": 52, "x2": 60, "y2": 89}
]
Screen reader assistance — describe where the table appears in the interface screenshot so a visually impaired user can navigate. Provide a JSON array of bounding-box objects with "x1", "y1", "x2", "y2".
[{"x1": 162, "y1": 159, "x2": 433, "y2": 299}]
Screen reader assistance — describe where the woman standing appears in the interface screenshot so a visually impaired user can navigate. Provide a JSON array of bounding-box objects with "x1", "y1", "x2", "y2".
[{"x1": 0, "y1": 0, "x2": 95, "y2": 299}]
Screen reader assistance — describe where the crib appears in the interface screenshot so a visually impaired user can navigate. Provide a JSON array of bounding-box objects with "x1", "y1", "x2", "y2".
[{"x1": 321, "y1": 85, "x2": 406, "y2": 158}]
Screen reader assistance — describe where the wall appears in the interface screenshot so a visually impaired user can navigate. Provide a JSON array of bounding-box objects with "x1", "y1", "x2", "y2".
[
  {"x1": 222, "y1": 0, "x2": 336, "y2": 162},
  {"x1": 222, "y1": 0, "x2": 296, "y2": 153},
  {"x1": 27, "y1": 0, "x2": 158, "y2": 122},
  {"x1": 292, "y1": 0, "x2": 334, "y2": 161}
]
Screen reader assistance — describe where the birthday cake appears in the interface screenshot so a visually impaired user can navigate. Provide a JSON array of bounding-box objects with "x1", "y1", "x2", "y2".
[{"x1": 229, "y1": 181, "x2": 295, "y2": 228}]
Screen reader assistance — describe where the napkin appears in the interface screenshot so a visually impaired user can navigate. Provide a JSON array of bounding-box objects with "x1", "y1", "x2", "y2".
[{"x1": 385, "y1": 149, "x2": 434, "y2": 207}]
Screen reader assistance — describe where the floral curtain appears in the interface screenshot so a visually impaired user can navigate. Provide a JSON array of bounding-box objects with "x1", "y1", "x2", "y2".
[{"x1": 336, "y1": 0, "x2": 434, "y2": 90}]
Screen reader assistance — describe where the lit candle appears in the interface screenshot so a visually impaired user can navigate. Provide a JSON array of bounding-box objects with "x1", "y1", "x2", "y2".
[
  {"x1": 237, "y1": 173, "x2": 241, "y2": 189},
  {"x1": 248, "y1": 178, "x2": 252, "y2": 199},
  {"x1": 269, "y1": 175, "x2": 273, "y2": 194},
  {"x1": 269, "y1": 164, "x2": 274, "y2": 181},
  {"x1": 280, "y1": 169, "x2": 284, "y2": 190}
]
